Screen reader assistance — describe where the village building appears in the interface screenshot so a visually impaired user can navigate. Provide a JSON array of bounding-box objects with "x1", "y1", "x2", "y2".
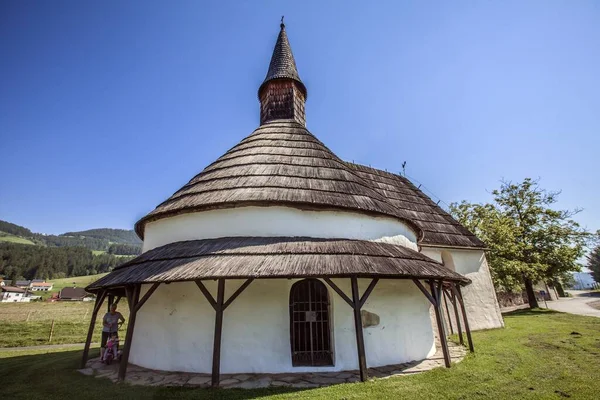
[
  {"x1": 30, "y1": 282, "x2": 53, "y2": 291},
  {"x1": 60, "y1": 287, "x2": 93, "y2": 301},
  {"x1": 83, "y1": 22, "x2": 503, "y2": 387},
  {"x1": 1, "y1": 286, "x2": 31, "y2": 303}
]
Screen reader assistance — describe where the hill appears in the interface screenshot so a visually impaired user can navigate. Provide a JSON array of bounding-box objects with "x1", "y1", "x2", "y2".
[
  {"x1": 0, "y1": 220, "x2": 142, "y2": 254},
  {"x1": 60, "y1": 228, "x2": 141, "y2": 245},
  {"x1": 0, "y1": 219, "x2": 140, "y2": 282},
  {"x1": 0, "y1": 233, "x2": 35, "y2": 245}
]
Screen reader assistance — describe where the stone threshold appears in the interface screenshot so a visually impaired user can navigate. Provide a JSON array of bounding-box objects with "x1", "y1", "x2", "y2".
[{"x1": 78, "y1": 342, "x2": 466, "y2": 389}]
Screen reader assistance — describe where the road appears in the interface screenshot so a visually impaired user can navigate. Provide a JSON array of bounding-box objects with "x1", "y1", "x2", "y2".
[{"x1": 544, "y1": 290, "x2": 600, "y2": 318}]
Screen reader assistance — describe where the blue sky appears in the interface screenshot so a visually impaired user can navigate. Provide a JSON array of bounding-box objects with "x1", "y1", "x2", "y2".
[{"x1": 1, "y1": 0, "x2": 598, "y2": 236}]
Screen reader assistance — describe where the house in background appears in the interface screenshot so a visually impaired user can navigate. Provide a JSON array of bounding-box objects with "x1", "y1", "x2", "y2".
[
  {"x1": 59, "y1": 287, "x2": 93, "y2": 301},
  {"x1": 15, "y1": 280, "x2": 31, "y2": 289},
  {"x1": 30, "y1": 282, "x2": 53, "y2": 291},
  {"x1": 1, "y1": 286, "x2": 31, "y2": 302}
]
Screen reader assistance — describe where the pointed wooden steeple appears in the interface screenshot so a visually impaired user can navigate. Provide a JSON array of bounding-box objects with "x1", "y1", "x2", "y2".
[{"x1": 258, "y1": 19, "x2": 307, "y2": 126}]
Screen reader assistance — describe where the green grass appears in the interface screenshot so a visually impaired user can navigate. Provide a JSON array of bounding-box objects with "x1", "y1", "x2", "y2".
[
  {"x1": 0, "y1": 233, "x2": 35, "y2": 245},
  {"x1": 92, "y1": 250, "x2": 106, "y2": 255},
  {"x1": 0, "y1": 300, "x2": 129, "y2": 347},
  {"x1": 1, "y1": 310, "x2": 599, "y2": 399},
  {"x1": 49, "y1": 273, "x2": 107, "y2": 293}
]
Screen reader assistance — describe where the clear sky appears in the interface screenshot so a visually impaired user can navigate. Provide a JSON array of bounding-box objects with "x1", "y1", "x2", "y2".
[{"x1": 1, "y1": 0, "x2": 598, "y2": 235}]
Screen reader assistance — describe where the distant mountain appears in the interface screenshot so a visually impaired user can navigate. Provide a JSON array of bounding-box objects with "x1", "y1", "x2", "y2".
[
  {"x1": 0, "y1": 220, "x2": 142, "y2": 255},
  {"x1": 0, "y1": 220, "x2": 140, "y2": 281},
  {"x1": 61, "y1": 228, "x2": 141, "y2": 245}
]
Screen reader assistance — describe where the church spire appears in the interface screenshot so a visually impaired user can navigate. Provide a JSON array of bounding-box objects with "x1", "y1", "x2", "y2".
[{"x1": 258, "y1": 20, "x2": 307, "y2": 126}]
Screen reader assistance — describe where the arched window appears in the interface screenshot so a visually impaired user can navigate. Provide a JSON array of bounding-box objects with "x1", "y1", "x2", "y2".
[{"x1": 289, "y1": 279, "x2": 333, "y2": 366}]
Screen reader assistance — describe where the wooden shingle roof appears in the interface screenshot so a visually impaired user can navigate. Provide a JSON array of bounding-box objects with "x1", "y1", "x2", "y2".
[
  {"x1": 258, "y1": 22, "x2": 306, "y2": 98},
  {"x1": 135, "y1": 120, "x2": 483, "y2": 249},
  {"x1": 86, "y1": 237, "x2": 469, "y2": 291}
]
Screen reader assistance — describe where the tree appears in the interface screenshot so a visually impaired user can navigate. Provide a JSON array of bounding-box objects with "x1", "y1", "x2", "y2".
[
  {"x1": 588, "y1": 243, "x2": 600, "y2": 283},
  {"x1": 451, "y1": 178, "x2": 590, "y2": 308}
]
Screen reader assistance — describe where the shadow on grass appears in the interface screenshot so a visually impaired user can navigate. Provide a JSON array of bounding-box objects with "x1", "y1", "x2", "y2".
[
  {"x1": 1, "y1": 349, "x2": 310, "y2": 400},
  {"x1": 502, "y1": 308, "x2": 559, "y2": 317}
]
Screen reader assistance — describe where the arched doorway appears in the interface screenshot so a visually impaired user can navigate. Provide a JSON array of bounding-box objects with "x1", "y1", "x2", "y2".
[{"x1": 289, "y1": 279, "x2": 333, "y2": 366}]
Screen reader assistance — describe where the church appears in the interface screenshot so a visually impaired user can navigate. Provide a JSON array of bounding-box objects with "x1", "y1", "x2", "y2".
[{"x1": 83, "y1": 21, "x2": 503, "y2": 387}]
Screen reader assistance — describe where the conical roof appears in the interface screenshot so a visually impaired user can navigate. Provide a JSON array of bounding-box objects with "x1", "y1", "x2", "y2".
[
  {"x1": 135, "y1": 121, "x2": 417, "y2": 238},
  {"x1": 258, "y1": 22, "x2": 306, "y2": 98}
]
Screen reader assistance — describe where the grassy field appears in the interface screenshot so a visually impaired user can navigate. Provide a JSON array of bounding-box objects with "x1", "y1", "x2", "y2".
[
  {"x1": 50, "y1": 273, "x2": 107, "y2": 293},
  {"x1": 1, "y1": 309, "x2": 599, "y2": 399},
  {"x1": 0, "y1": 300, "x2": 129, "y2": 347},
  {"x1": 0, "y1": 233, "x2": 35, "y2": 245}
]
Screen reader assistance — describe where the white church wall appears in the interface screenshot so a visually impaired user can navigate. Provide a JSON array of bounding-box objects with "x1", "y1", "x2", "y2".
[
  {"x1": 420, "y1": 247, "x2": 504, "y2": 330},
  {"x1": 129, "y1": 278, "x2": 435, "y2": 374},
  {"x1": 142, "y1": 206, "x2": 418, "y2": 252}
]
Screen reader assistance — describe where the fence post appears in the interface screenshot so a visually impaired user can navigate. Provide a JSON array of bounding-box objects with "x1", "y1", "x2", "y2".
[
  {"x1": 26, "y1": 311, "x2": 32, "y2": 322},
  {"x1": 48, "y1": 319, "x2": 55, "y2": 343}
]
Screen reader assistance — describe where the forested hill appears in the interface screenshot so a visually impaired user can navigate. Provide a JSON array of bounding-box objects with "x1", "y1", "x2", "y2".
[
  {"x1": 61, "y1": 228, "x2": 141, "y2": 245},
  {"x1": 0, "y1": 220, "x2": 141, "y2": 282},
  {"x1": 0, "y1": 220, "x2": 142, "y2": 254}
]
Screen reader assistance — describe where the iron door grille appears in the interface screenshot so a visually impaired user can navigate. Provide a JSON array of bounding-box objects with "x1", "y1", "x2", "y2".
[{"x1": 289, "y1": 279, "x2": 333, "y2": 366}]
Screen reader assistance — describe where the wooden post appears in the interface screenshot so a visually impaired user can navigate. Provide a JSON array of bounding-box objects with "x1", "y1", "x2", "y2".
[
  {"x1": 194, "y1": 279, "x2": 253, "y2": 388},
  {"x1": 118, "y1": 285, "x2": 140, "y2": 381},
  {"x1": 48, "y1": 319, "x2": 55, "y2": 343},
  {"x1": 443, "y1": 290, "x2": 454, "y2": 335},
  {"x1": 211, "y1": 279, "x2": 225, "y2": 388},
  {"x1": 107, "y1": 294, "x2": 114, "y2": 313},
  {"x1": 454, "y1": 285, "x2": 474, "y2": 352},
  {"x1": 81, "y1": 290, "x2": 107, "y2": 368},
  {"x1": 450, "y1": 289, "x2": 464, "y2": 345},
  {"x1": 430, "y1": 281, "x2": 451, "y2": 368},
  {"x1": 351, "y1": 276, "x2": 368, "y2": 382}
]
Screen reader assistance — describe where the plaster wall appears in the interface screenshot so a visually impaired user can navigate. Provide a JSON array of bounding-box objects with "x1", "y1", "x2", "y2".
[
  {"x1": 142, "y1": 206, "x2": 418, "y2": 252},
  {"x1": 129, "y1": 278, "x2": 435, "y2": 374},
  {"x1": 420, "y1": 247, "x2": 504, "y2": 330}
]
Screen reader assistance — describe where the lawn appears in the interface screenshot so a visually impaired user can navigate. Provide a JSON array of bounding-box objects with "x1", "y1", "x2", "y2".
[
  {"x1": 50, "y1": 273, "x2": 107, "y2": 294},
  {"x1": 0, "y1": 233, "x2": 35, "y2": 245},
  {"x1": 0, "y1": 300, "x2": 129, "y2": 347},
  {"x1": 1, "y1": 309, "x2": 599, "y2": 399}
]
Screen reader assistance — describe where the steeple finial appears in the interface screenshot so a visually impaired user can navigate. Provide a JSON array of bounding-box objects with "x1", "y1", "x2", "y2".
[{"x1": 281, "y1": 15, "x2": 284, "y2": 28}]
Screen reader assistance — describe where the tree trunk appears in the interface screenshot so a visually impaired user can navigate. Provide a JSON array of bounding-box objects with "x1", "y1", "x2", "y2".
[{"x1": 523, "y1": 276, "x2": 539, "y2": 308}]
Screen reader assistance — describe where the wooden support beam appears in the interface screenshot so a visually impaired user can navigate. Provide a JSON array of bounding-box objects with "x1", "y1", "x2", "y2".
[
  {"x1": 114, "y1": 296, "x2": 122, "y2": 306},
  {"x1": 453, "y1": 284, "x2": 474, "y2": 352},
  {"x1": 430, "y1": 280, "x2": 451, "y2": 368},
  {"x1": 81, "y1": 290, "x2": 107, "y2": 369},
  {"x1": 323, "y1": 278, "x2": 353, "y2": 307},
  {"x1": 211, "y1": 279, "x2": 225, "y2": 388},
  {"x1": 359, "y1": 278, "x2": 379, "y2": 308},
  {"x1": 412, "y1": 279, "x2": 436, "y2": 306},
  {"x1": 125, "y1": 286, "x2": 134, "y2": 313},
  {"x1": 223, "y1": 279, "x2": 253, "y2": 310},
  {"x1": 134, "y1": 283, "x2": 160, "y2": 313},
  {"x1": 451, "y1": 290, "x2": 464, "y2": 345},
  {"x1": 118, "y1": 284, "x2": 141, "y2": 381},
  {"x1": 195, "y1": 280, "x2": 217, "y2": 311},
  {"x1": 443, "y1": 290, "x2": 454, "y2": 335},
  {"x1": 351, "y1": 276, "x2": 368, "y2": 382},
  {"x1": 107, "y1": 294, "x2": 114, "y2": 313}
]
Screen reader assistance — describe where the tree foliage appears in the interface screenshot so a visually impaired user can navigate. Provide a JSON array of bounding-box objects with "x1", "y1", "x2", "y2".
[
  {"x1": 0, "y1": 243, "x2": 134, "y2": 281},
  {"x1": 588, "y1": 243, "x2": 600, "y2": 283},
  {"x1": 451, "y1": 178, "x2": 590, "y2": 307}
]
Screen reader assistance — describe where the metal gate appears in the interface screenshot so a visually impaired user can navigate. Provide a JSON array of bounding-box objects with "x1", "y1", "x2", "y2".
[{"x1": 289, "y1": 279, "x2": 333, "y2": 366}]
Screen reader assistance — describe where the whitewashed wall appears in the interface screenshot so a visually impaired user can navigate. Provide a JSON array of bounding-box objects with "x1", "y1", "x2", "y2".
[
  {"x1": 420, "y1": 247, "x2": 504, "y2": 330},
  {"x1": 129, "y1": 278, "x2": 435, "y2": 374},
  {"x1": 143, "y1": 206, "x2": 418, "y2": 252}
]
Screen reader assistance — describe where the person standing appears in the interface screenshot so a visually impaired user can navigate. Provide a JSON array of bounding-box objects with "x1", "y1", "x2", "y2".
[{"x1": 101, "y1": 304, "x2": 125, "y2": 362}]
